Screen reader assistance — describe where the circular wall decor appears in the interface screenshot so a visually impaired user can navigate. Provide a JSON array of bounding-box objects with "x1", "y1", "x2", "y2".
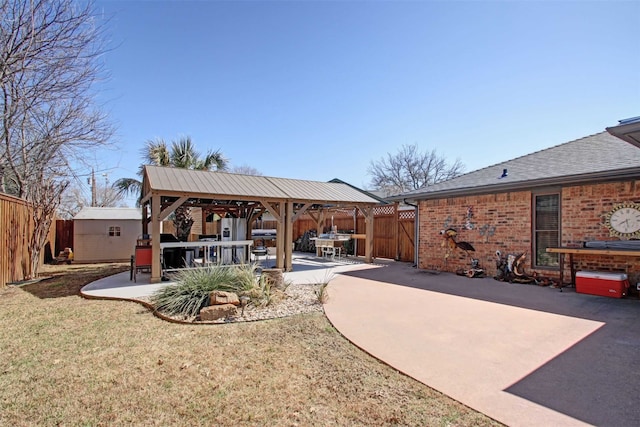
[{"x1": 604, "y1": 202, "x2": 640, "y2": 239}]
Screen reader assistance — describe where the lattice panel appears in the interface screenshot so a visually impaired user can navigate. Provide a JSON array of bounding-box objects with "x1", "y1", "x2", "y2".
[
  {"x1": 399, "y1": 210, "x2": 415, "y2": 220},
  {"x1": 373, "y1": 205, "x2": 395, "y2": 216}
]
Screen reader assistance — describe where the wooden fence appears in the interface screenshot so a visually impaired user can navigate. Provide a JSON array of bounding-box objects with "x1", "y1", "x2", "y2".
[
  {"x1": 255, "y1": 205, "x2": 415, "y2": 262},
  {"x1": 56, "y1": 220, "x2": 74, "y2": 255},
  {"x1": 0, "y1": 193, "x2": 56, "y2": 287}
]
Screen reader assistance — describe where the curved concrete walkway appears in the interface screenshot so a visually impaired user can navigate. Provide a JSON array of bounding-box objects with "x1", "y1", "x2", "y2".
[
  {"x1": 324, "y1": 262, "x2": 611, "y2": 427},
  {"x1": 80, "y1": 254, "x2": 376, "y2": 300}
]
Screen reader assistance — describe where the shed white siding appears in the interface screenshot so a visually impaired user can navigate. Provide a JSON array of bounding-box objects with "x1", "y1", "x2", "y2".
[{"x1": 73, "y1": 208, "x2": 142, "y2": 262}]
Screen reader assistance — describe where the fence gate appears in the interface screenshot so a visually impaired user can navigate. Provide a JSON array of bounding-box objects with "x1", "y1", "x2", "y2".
[{"x1": 397, "y1": 209, "x2": 415, "y2": 263}]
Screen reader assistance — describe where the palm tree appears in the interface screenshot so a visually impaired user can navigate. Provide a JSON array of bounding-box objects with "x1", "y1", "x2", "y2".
[{"x1": 114, "y1": 136, "x2": 227, "y2": 241}]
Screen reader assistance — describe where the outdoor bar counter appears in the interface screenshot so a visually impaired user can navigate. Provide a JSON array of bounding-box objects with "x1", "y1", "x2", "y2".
[
  {"x1": 160, "y1": 240, "x2": 254, "y2": 270},
  {"x1": 546, "y1": 247, "x2": 640, "y2": 286}
]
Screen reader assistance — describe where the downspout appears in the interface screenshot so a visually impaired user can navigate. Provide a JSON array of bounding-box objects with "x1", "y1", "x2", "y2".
[{"x1": 404, "y1": 199, "x2": 419, "y2": 268}]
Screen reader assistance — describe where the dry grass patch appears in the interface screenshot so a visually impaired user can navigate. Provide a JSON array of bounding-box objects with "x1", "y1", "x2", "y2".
[
  {"x1": 23, "y1": 262, "x2": 130, "y2": 298},
  {"x1": 0, "y1": 264, "x2": 502, "y2": 426}
]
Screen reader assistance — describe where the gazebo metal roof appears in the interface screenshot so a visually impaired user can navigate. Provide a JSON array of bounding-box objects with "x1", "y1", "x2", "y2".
[{"x1": 142, "y1": 165, "x2": 381, "y2": 205}]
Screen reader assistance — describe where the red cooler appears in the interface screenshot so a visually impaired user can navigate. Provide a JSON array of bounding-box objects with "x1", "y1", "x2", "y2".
[{"x1": 575, "y1": 271, "x2": 629, "y2": 298}]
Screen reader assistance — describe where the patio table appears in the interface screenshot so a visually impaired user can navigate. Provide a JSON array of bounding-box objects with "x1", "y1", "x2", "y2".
[{"x1": 312, "y1": 236, "x2": 351, "y2": 260}]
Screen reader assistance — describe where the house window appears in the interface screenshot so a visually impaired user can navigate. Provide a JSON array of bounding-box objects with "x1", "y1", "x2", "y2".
[
  {"x1": 533, "y1": 193, "x2": 559, "y2": 268},
  {"x1": 108, "y1": 226, "x2": 121, "y2": 237}
]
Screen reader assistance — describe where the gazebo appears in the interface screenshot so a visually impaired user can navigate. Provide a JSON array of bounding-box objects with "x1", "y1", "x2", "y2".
[{"x1": 139, "y1": 165, "x2": 381, "y2": 283}]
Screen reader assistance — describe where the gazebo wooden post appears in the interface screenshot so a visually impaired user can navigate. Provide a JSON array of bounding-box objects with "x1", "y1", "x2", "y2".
[
  {"x1": 285, "y1": 201, "x2": 294, "y2": 272},
  {"x1": 306, "y1": 210, "x2": 325, "y2": 257},
  {"x1": 275, "y1": 202, "x2": 285, "y2": 269},
  {"x1": 247, "y1": 210, "x2": 260, "y2": 230},
  {"x1": 142, "y1": 204, "x2": 148, "y2": 236},
  {"x1": 151, "y1": 192, "x2": 162, "y2": 283},
  {"x1": 316, "y1": 210, "x2": 326, "y2": 256},
  {"x1": 359, "y1": 205, "x2": 375, "y2": 263},
  {"x1": 259, "y1": 199, "x2": 286, "y2": 270}
]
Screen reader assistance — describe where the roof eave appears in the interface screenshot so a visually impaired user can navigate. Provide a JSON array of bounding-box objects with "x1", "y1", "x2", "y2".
[
  {"x1": 401, "y1": 168, "x2": 640, "y2": 201},
  {"x1": 607, "y1": 121, "x2": 640, "y2": 149},
  {"x1": 385, "y1": 193, "x2": 413, "y2": 203},
  {"x1": 328, "y1": 178, "x2": 389, "y2": 204}
]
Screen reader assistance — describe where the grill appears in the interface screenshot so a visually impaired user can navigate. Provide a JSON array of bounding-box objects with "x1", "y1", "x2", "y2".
[{"x1": 252, "y1": 239, "x2": 268, "y2": 264}]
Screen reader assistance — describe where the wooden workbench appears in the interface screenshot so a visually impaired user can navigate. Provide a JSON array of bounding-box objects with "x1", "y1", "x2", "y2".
[{"x1": 546, "y1": 247, "x2": 640, "y2": 286}]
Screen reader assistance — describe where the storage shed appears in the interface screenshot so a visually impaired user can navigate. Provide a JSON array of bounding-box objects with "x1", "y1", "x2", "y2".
[{"x1": 73, "y1": 207, "x2": 141, "y2": 262}]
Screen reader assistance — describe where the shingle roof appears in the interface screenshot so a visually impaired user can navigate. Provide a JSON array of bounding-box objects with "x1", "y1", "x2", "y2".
[
  {"x1": 74, "y1": 207, "x2": 141, "y2": 220},
  {"x1": 394, "y1": 132, "x2": 640, "y2": 200},
  {"x1": 144, "y1": 166, "x2": 380, "y2": 204}
]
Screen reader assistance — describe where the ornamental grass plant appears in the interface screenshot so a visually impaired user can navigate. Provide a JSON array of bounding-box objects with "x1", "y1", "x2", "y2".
[
  {"x1": 150, "y1": 264, "x2": 259, "y2": 319},
  {"x1": 243, "y1": 273, "x2": 288, "y2": 308}
]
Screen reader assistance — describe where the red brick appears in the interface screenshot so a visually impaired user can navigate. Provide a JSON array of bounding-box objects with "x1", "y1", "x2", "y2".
[{"x1": 417, "y1": 182, "x2": 640, "y2": 284}]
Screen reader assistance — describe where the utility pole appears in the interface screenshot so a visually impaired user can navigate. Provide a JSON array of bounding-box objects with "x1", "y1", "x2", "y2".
[{"x1": 91, "y1": 168, "x2": 96, "y2": 207}]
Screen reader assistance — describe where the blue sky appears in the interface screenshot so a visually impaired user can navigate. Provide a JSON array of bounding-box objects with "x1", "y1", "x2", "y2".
[{"x1": 89, "y1": 0, "x2": 640, "y2": 205}]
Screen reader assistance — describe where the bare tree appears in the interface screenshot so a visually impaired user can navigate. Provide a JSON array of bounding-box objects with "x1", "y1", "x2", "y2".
[
  {"x1": 368, "y1": 144, "x2": 464, "y2": 195},
  {"x1": 230, "y1": 164, "x2": 263, "y2": 176},
  {"x1": 0, "y1": 0, "x2": 113, "y2": 277},
  {"x1": 58, "y1": 181, "x2": 125, "y2": 219}
]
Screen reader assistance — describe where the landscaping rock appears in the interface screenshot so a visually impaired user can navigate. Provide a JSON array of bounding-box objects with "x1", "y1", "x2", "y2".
[
  {"x1": 209, "y1": 290, "x2": 240, "y2": 306},
  {"x1": 200, "y1": 304, "x2": 237, "y2": 321},
  {"x1": 261, "y1": 268, "x2": 285, "y2": 290}
]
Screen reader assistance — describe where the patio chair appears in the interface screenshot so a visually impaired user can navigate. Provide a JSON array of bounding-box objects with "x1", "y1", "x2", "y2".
[{"x1": 131, "y1": 245, "x2": 153, "y2": 282}]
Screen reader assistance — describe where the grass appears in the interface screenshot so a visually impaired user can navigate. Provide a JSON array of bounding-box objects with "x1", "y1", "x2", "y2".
[
  {"x1": 22, "y1": 262, "x2": 130, "y2": 298},
  {"x1": 313, "y1": 270, "x2": 335, "y2": 304},
  {"x1": 0, "y1": 263, "x2": 502, "y2": 426},
  {"x1": 315, "y1": 282, "x2": 329, "y2": 304}
]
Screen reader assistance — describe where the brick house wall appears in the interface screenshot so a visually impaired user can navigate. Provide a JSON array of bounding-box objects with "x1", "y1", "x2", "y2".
[
  {"x1": 418, "y1": 191, "x2": 531, "y2": 275},
  {"x1": 418, "y1": 180, "x2": 640, "y2": 286},
  {"x1": 560, "y1": 180, "x2": 640, "y2": 286}
]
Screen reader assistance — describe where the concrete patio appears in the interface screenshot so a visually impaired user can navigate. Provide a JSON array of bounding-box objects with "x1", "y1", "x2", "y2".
[
  {"x1": 81, "y1": 254, "x2": 640, "y2": 426},
  {"x1": 325, "y1": 262, "x2": 640, "y2": 427}
]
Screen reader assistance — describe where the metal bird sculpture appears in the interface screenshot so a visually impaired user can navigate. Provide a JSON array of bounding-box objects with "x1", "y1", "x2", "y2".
[{"x1": 440, "y1": 228, "x2": 476, "y2": 255}]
